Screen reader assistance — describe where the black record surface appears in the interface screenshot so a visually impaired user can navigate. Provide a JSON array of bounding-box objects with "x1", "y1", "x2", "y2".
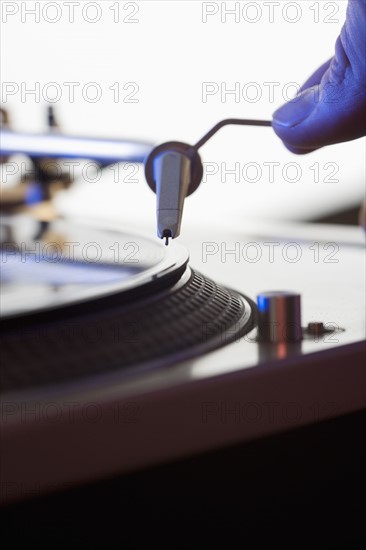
[
  {"x1": 0, "y1": 217, "x2": 256, "y2": 393},
  {"x1": 0, "y1": 216, "x2": 189, "y2": 320}
]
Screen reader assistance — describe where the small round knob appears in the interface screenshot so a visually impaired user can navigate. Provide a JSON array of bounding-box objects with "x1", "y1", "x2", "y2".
[{"x1": 257, "y1": 291, "x2": 302, "y2": 343}]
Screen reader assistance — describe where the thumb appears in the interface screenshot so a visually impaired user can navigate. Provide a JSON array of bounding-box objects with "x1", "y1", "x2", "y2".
[{"x1": 272, "y1": 0, "x2": 366, "y2": 154}]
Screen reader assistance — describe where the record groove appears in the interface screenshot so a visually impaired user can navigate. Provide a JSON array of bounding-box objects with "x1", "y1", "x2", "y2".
[{"x1": 1, "y1": 270, "x2": 256, "y2": 393}]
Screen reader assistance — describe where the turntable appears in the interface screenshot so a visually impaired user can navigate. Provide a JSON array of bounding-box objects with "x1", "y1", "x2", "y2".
[
  {"x1": 0, "y1": 216, "x2": 256, "y2": 393},
  {"x1": 0, "y1": 110, "x2": 365, "y2": 511}
]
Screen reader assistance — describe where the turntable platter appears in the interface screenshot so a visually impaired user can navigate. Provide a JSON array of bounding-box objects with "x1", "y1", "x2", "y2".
[
  {"x1": 0, "y1": 216, "x2": 256, "y2": 393},
  {"x1": 0, "y1": 216, "x2": 188, "y2": 319}
]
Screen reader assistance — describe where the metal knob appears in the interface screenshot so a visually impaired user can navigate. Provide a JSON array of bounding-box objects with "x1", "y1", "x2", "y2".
[{"x1": 257, "y1": 291, "x2": 302, "y2": 343}]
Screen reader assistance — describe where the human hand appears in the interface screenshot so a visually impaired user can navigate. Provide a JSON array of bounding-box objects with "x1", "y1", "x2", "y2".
[{"x1": 272, "y1": 0, "x2": 366, "y2": 154}]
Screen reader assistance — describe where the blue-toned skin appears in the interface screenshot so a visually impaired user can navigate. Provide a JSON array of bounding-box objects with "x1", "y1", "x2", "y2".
[{"x1": 272, "y1": 0, "x2": 366, "y2": 153}]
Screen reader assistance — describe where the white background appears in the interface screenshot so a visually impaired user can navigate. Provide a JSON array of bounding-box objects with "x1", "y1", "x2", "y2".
[{"x1": 1, "y1": 0, "x2": 365, "y2": 237}]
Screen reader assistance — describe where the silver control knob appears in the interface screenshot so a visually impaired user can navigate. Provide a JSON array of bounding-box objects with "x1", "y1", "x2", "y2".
[{"x1": 257, "y1": 291, "x2": 302, "y2": 343}]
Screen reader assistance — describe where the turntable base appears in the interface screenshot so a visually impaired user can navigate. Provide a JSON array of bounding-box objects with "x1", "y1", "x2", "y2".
[{"x1": 0, "y1": 219, "x2": 365, "y2": 505}]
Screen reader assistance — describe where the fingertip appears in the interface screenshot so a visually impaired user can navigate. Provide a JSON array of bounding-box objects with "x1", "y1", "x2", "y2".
[
  {"x1": 282, "y1": 143, "x2": 318, "y2": 155},
  {"x1": 272, "y1": 87, "x2": 318, "y2": 129},
  {"x1": 271, "y1": 120, "x2": 318, "y2": 154}
]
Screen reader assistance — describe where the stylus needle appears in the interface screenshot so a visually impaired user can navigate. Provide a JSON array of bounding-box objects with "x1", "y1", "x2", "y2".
[
  {"x1": 162, "y1": 230, "x2": 171, "y2": 246},
  {"x1": 153, "y1": 151, "x2": 191, "y2": 241}
]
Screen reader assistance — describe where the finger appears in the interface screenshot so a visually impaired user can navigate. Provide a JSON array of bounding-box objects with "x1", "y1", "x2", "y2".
[
  {"x1": 272, "y1": 0, "x2": 366, "y2": 154},
  {"x1": 300, "y1": 58, "x2": 332, "y2": 92},
  {"x1": 272, "y1": 40, "x2": 366, "y2": 152}
]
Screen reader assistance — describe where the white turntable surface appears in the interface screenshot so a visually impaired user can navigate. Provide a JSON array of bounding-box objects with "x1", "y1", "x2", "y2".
[{"x1": 1, "y1": 219, "x2": 365, "y2": 503}]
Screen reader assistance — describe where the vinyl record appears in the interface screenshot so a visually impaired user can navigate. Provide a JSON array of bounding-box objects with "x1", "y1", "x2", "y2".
[
  {"x1": 0, "y1": 215, "x2": 188, "y2": 320},
  {"x1": 0, "y1": 215, "x2": 256, "y2": 394}
]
